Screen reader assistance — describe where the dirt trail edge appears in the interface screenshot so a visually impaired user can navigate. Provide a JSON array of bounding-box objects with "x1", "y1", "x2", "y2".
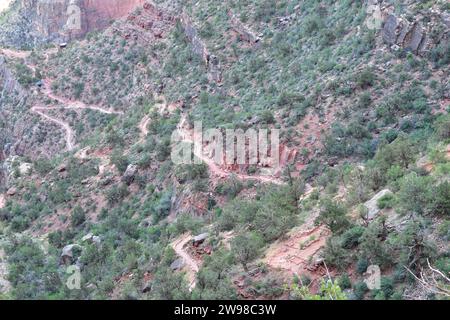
[
  {"x1": 7, "y1": 47, "x2": 123, "y2": 151},
  {"x1": 31, "y1": 106, "x2": 76, "y2": 150},
  {"x1": 31, "y1": 81, "x2": 122, "y2": 151},
  {"x1": 177, "y1": 115, "x2": 286, "y2": 185},
  {"x1": 171, "y1": 233, "x2": 200, "y2": 291}
]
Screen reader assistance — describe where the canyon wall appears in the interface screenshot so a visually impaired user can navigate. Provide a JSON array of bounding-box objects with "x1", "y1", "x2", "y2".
[{"x1": 0, "y1": 0, "x2": 145, "y2": 48}]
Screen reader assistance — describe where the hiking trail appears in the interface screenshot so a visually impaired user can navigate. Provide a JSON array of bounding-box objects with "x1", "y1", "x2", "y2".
[
  {"x1": 171, "y1": 233, "x2": 200, "y2": 291},
  {"x1": 13, "y1": 48, "x2": 124, "y2": 151},
  {"x1": 176, "y1": 114, "x2": 286, "y2": 185}
]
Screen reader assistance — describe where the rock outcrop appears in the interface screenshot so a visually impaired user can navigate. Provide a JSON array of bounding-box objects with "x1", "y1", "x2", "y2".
[
  {"x1": 111, "y1": 1, "x2": 174, "y2": 44},
  {"x1": 179, "y1": 12, "x2": 222, "y2": 83},
  {"x1": 0, "y1": 55, "x2": 27, "y2": 188},
  {"x1": 364, "y1": 189, "x2": 393, "y2": 220},
  {"x1": 0, "y1": 56, "x2": 25, "y2": 99},
  {"x1": 378, "y1": 1, "x2": 449, "y2": 56},
  {"x1": 228, "y1": 11, "x2": 261, "y2": 45}
]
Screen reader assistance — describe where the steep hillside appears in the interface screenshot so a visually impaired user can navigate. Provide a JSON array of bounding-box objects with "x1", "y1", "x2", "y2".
[{"x1": 0, "y1": 0, "x2": 449, "y2": 301}]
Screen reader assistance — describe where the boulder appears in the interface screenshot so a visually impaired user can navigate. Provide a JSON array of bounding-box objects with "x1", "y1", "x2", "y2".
[
  {"x1": 82, "y1": 233, "x2": 94, "y2": 242},
  {"x1": 6, "y1": 187, "x2": 16, "y2": 196},
  {"x1": 122, "y1": 164, "x2": 138, "y2": 184},
  {"x1": 382, "y1": 15, "x2": 398, "y2": 44},
  {"x1": 170, "y1": 258, "x2": 185, "y2": 271},
  {"x1": 19, "y1": 162, "x2": 32, "y2": 175},
  {"x1": 82, "y1": 233, "x2": 101, "y2": 244},
  {"x1": 364, "y1": 265, "x2": 381, "y2": 290},
  {"x1": 192, "y1": 233, "x2": 209, "y2": 246},
  {"x1": 61, "y1": 244, "x2": 83, "y2": 265}
]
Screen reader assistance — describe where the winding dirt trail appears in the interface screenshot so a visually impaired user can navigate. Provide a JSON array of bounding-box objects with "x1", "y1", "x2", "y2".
[
  {"x1": 31, "y1": 82, "x2": 122, "y2": 151},
  {"x1": 31, "y1": 106, "x2": 76, "y2": 150},
  {"x1": 176, "y1": 115, "x2": 286, "y2": 185},
  {"x1": 30, "y1": 74, "x2": 122, "y2": 151},
  {"x1": 2, "y1": 47, "x2": 122, "y2": 151},
  {"x1": 138, "y1": 115, "x2": 151, "y2": 142},
  {"x1": 171, "y1": 233, "x2": 200, "y2": 291},
  {"x1": 6, "y1": 45, "x2": 286, "y2": 183},
  {"x1": 40, "y1": 79, "x2": 124, "y2": 115}
]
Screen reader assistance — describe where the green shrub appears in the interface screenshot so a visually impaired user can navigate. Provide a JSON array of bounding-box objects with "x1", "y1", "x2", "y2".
[
  {"x1": 215, "y1": 177, "x2": 243, "y2": 199},
  {"x1": 106, "y1": 184, "x2": 129, "y2": 205},
  {"x1": 356, "y1": 69, "x2": 376, "y2": 88},
  {"x1": 353, "y1": 281, "x2": 368, "y2": 300},
  {"x1": 322, "y1": 237, "x2": 349, "y2": 271},
  {"x1": 341, "y1": 226, "x2": 365, "y2": 249},
  {"x1": 397, "y1": 173, "x2": 432, "y2": 215},
  {"x1": 110, "y1": 151, "x2": 129, "y2": 174},
  {"x1": 437, "y1": 220, "x2": 450, "y2": 240},
  {"x1": 315, "y1": 198, "x2": 350, "y2": 234},
  {"x1": 434, "y1": 115, "x2": 450, "y2": 139},
  {"x1": 70, "y1": 205, "x2": 86, "y2": 227},
  {"x1": 356, "y1": 257, "x2": 369, "y2": 274},
  {"x1": 338, "y1": 274, "x2": 352, "y2": 290},
  {"x1": 377, "y1": 193, "x2": 395, "y2": 209},
  {"x1": 430, "y1": 182, "x2": 450, "y2": 216},
  {"x1": 380, "y1": 276, "x2": 394, "y2": 298}
]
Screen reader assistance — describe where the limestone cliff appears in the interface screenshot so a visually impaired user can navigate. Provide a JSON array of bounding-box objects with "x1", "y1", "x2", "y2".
[{"x1": 0, "y1": 0, "x2": 145, "y2": 48}]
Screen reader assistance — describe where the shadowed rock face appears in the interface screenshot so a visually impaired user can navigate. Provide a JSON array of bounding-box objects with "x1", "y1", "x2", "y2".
[
  {"x1": 380, "y1": 4, "x2": 449, "y2": 56},
  {"x1": 0, "y1": 0, "x2": 145, "y2": 47},
  {"x1": 179, "y1": 12, "x2": 222, "y2": 83},
  {"x1": 78, "y1": 0, "x2": 146, "y2": 37},
  {"x1": 382, "y1": 14, "x2": 430, "y2": 55}
]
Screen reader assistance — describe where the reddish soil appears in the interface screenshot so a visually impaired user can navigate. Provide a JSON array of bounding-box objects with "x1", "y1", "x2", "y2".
[
  {"x1": 176, "y1": 114, "x2": 286, "y2": 185},
  {"x1": 294, "y1": 99, "x2": 338, "y2": 160},
  {"x1": 264, "y1": 224, "x2": 331, "y2": 291}
]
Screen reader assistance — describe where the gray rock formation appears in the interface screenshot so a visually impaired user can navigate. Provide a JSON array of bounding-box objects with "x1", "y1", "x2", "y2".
[
  {"x1": 170, "y1": 258, "x2": 185, "y2": 271},
  {"x1": 0, "y1": 56, "x2": 25, "y2": 99},
  {"x1": 179, "y1": 12, "x2": 222, "y2": 83},
  {"x1": 364, "y1": 189, "x2": 393, "y2": 220},
  {"x1": 380, "y1": 3, "x2": 449, "y2": 56},
  {"x1": 61, "y1": 244, "x2": 83, "y2": 265},
  {"x1": 122, "y1": 164, "x2": 138, "y2": 184}
]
